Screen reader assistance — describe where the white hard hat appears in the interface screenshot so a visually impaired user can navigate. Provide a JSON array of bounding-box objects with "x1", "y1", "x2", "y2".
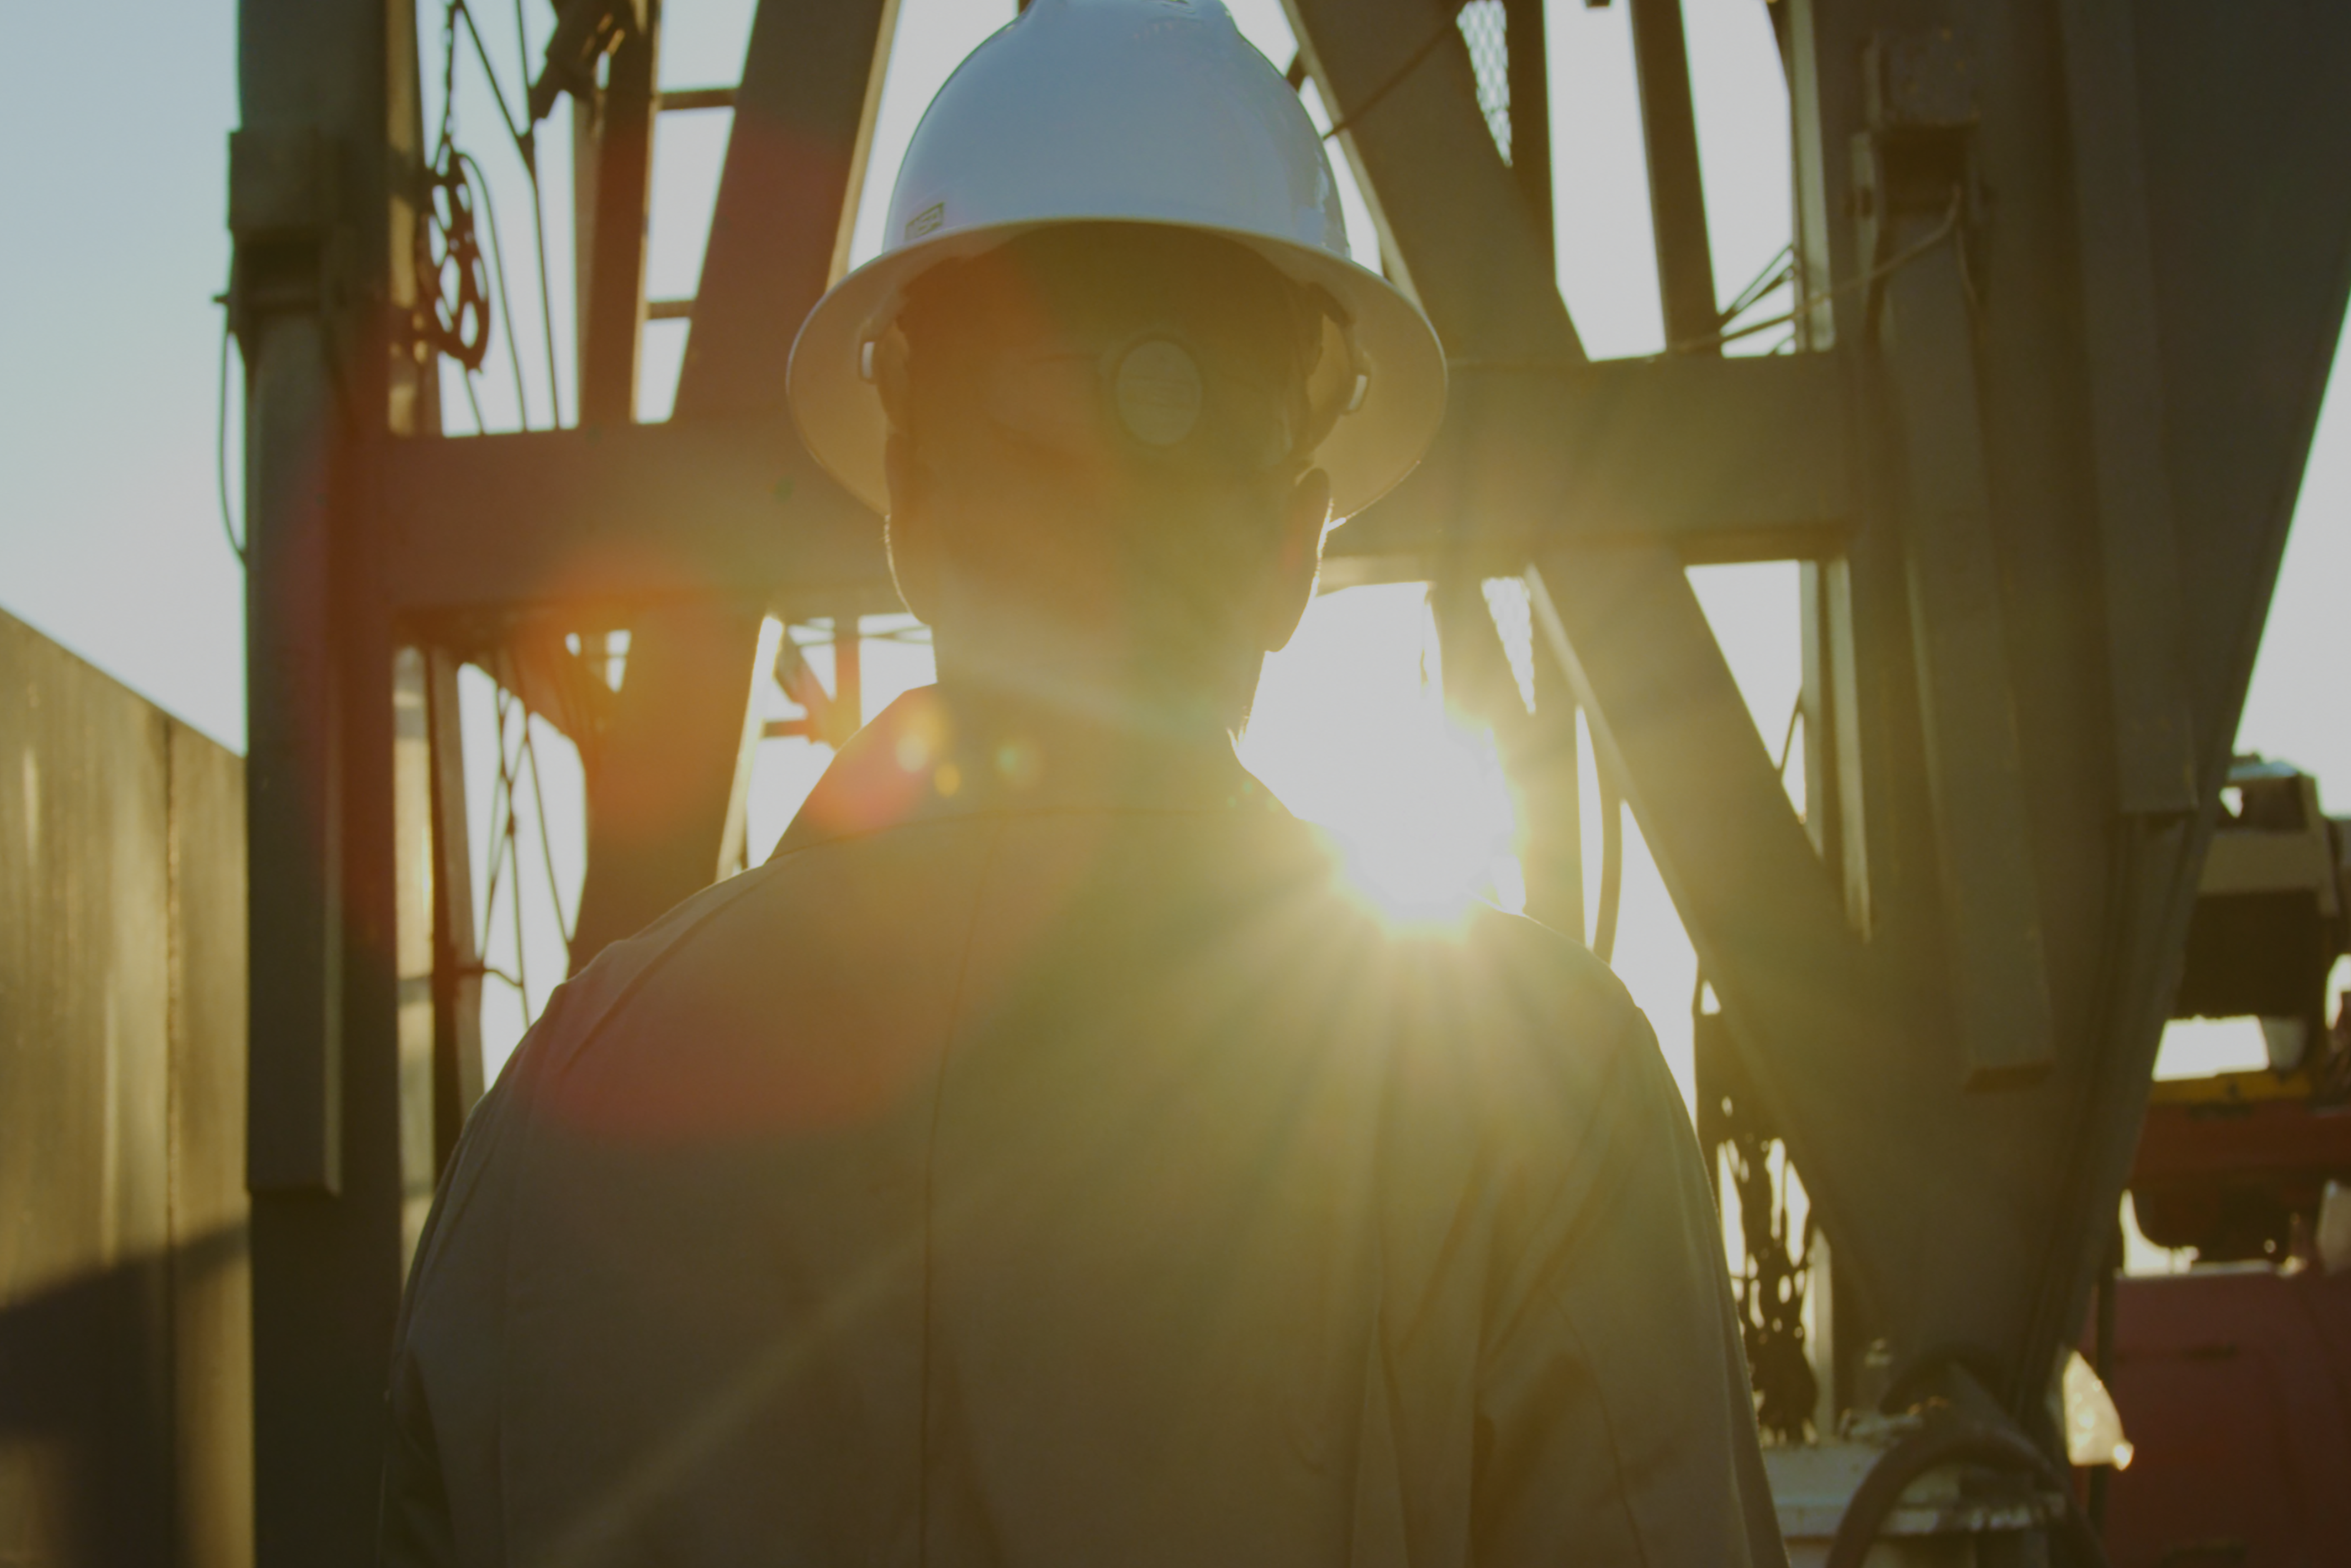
[{"x1": 787, "y1": 0, "x2": 1448, "y2": 522}]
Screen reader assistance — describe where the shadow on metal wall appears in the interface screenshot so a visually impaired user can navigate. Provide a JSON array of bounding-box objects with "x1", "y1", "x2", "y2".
[{"x1": 0, "y1": 1228, "x2": 249, "y2": 1568}]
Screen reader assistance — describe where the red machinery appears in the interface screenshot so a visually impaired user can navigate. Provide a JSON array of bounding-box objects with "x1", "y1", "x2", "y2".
[{"x1": 2102, "y1": 761, "x2": 2351, "y2": 1566}]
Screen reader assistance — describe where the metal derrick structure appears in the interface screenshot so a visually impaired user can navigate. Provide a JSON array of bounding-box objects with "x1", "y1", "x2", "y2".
[{"x1": 229, "y1": 0, "x2": 2351, "y2": 1557}]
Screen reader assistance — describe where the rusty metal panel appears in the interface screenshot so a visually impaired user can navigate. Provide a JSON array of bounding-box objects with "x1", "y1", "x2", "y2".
[
  {"x1": 167, "y1": 719, "x2": 255, "y2": 1568},
  {"x1": 0, "y1": 609, "x2": 174, "y2": 1568},
  {"x1": 0, "y1": 609, "x2": 252, "y2": 1568}
]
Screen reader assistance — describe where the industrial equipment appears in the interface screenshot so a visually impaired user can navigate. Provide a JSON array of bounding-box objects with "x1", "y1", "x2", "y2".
[{"x1": 11, "y1": 0, "x2": 2350, "y2": 1559}]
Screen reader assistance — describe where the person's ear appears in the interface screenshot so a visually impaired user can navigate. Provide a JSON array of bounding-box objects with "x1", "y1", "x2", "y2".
[
  {"x1": 1259, "y1": 466, "x2": 1331, "y2": 654},
  {"x1": 883, "y1": 430, "x2": 940, "y2": 625}
]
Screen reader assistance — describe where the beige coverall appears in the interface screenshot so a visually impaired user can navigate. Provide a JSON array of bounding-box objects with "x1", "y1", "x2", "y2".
[{"x1": 380, "y1": 686, "x2": 1785, "y2": 1566}]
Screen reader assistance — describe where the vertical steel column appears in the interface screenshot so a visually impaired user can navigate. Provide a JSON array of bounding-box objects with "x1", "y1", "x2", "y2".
[
  {"x1": 1500, "y1": 0, "x2": 1551, "y2": 257},
  {"x1": 392, "y1": 649, "x2": 439, "y2": 1268},
  {"x1": 425, "y1": 649, "x2": 484, "y2": 1175},
  {"x1": 1432, "y1": 577, "x2": 1584, "y2": 942},
  {"x1": 577, "y1": 0, "x2": 661, "y2": 426},
  {"x1": 1496, "y1": 0, "x2": 1578, "y2": 941},
  {"x1": 240, "y1": 206, "x2": 347, "y2": 1196},
  {"x1": 831, "y1": 615, "x2": 863, "y2": 748},
  {"x1": 236, "y1": 0, "x2": 431, "y2": 1558}
]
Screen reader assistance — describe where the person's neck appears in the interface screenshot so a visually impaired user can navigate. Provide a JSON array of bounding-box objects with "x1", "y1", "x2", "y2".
[
  {"x1": 929, "y1": 631, "x2": 1244, "y2": 745},
  {"x1": 926, "y1": 653, "x2": 1251, "y2": 812}
]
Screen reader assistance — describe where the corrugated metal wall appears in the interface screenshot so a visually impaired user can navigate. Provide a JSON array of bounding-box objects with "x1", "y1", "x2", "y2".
[{"x1": 0, "y1": 609, "x2": 252, "y2": 1568}]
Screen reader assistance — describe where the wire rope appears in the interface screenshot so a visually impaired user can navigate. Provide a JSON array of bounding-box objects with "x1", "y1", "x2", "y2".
[
  {"x1": 517, "y1": 706, "x2": 578, "y2": 948},
  {"x1": 510, "y1": 0, "x2": 568, "y2": 427},
  {"x1": 459, "y1": 369, "x2": 490, "y2": 435},
  {"x1": 1714, "y1": 242, "x2": 1795, "y2": 333},
  {"x1": 477, "y1": 683, "x2": 517, "y2": 964},
  {"x1": 1670, "y1": 192, "x2": 1965, "y2": 355},
  {"x1": 451, "y1": 0, "x2": 527, "y2": 147},
  {"x1": 1320, "y1": 1, "x2": 1476, "y2": 143},
  {"x1": 456, "y1": 150, "x2": 535, "y2": 428},
  {"x1": 214, "y1": 298, "x2": 246, "y2": 567}
]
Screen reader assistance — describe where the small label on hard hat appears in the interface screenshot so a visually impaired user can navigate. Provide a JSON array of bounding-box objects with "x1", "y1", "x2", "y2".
[
  {"x1": 1114, "y1": 340, "x2": 1204, "y2": 446},
  {"x1": 905, "y1": 202, "x2": 946, "y2": 242}
]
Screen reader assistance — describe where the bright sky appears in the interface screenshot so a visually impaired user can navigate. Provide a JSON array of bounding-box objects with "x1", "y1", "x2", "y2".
[{"x1": 6, "y1": 0, "x2": 2344, "y2": 1149}]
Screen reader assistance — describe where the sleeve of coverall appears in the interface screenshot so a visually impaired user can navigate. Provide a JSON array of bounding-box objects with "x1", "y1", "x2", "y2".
[
  {"x1": 378, "y1": 1065, "x2": 526, "y2": 1568},
  {"x1": 1471, "y1": 1009, "x2": 1786, "y2": 1568}
]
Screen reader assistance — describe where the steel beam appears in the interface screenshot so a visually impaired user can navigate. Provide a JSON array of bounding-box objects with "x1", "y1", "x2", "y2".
[
  {"x1": 379, "y1": 354, "x2": 1849, "y2": 611},
  {"x1": 1500, "y1": 0, "x2": 1550, "y2": 264},
  {"x1": 558, "y1": 0, "x2": 899, "y2": 965},
  {"x1": 674, "y1": 0, "x2": 897, "y2": 419},
  {"x1": 1284, "y1": 0, "x2": 1579, "y2": 363},
  {"x1": 1524, "y1": 550, "x2": 1894, "y2": 1274},
  {"x1": 380, "y1": 416, "x2": 885, "y2": 612},
  {"x1": 1432, "y1": 574, "x2": 1583, "y2": 942},
  {"x1": 1341, "y1": 353, "x2": 1852, "y2": 568},
  {"x1": 1306, "y1": 0, "x2": 2303, "y2": 1412},
  {"x1": 422, "y1": 649, "x2": 483, "y2": 1176},
  {"x1": 2008, "y1": 0, "x2": 2351, "y2": 1417},
  {"x1": 1878, "y1": 241, "x2": 2056, "y2": 1088},
  {"x1": 2056, "y1": 0, "x2": 2198, "y2": 818},
  {"x1": 217, "y1": 0, "x2": 2351, "y2": 1517},
  {"x1": 1626, "y1": 0, "x2": 1717, "y2": 350},
  {"x1": 569, "y1": 604, "x2": 776, "y2": 965},
  {"x1": 392, "y1": 650, "x2": 438, "y2": 1268}
]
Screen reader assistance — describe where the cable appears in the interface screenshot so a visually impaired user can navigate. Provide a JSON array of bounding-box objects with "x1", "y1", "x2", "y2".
[
  {"x1": 1715, "y1": 242, "x2": 1795, "y2": 335},
  {"x1": 1670, "y1": 192, "x2": 1965, "y2": 356},
  {"x1": 452, "y1": 0, "x2": 526, "y2": 147},
  {"x1": 495, "y1": 688, "x2": 532, "y2": 1014},
  {"x1": 511, "y1": 0, "x2": 568, "y2": 426},
  {"x1": 464, "y1": 958, "x2": 527, "y2": 990},
  {"x1": 459, "y1": 368, "x2": 490, "y2": 434},
  {"x1": 434, "y1": 0, "x2": 565, "y2": 428},
  {"x1": 456, "y1": 150, "x2": 535, "y2": 428},
  {"x1": 214, "y1": 298, "x2": 246, "y2": 567},
  {"x1": 427, "y1": 3, "x2": 539, "y2": 428},
  {"x1": 1774, "y1": 690, "x2": 1802, "y2": 778},
  {"x1": 478, "y1": 683, "x2": 517, "y2": 964},
  {"x1": 1824, "y1": 1414, "x2": 2108, "y2": 1568},
  {"x1": 1591, "y1": 764, "x2": 1623, "y2": 962},
  {"x1": 517, "y1": 706, "x2": 577, "y2": 947}
]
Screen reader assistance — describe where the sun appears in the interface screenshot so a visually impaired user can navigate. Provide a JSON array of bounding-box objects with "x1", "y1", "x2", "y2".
[{"x1": 1240, "y1": 582, "x2": 1524, "y2": 931}]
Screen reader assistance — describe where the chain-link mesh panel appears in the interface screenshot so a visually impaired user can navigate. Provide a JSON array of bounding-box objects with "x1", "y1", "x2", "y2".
[{"x1": 1457, "y1": 0, "x2": 1512, "y2": 166}]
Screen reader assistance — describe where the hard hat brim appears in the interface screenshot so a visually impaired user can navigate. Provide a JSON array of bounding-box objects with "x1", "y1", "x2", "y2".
[{"x1": 787, "y1": 218, "x2": 1448, "y2": 524}]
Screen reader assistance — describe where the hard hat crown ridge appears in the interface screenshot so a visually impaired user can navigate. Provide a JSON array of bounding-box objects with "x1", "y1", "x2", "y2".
[
  {"x1": 788, "y1": 0, "x2": 1447, "y2": 520},
  {"x1": 887, "y1": 0, "x2": 1343, "y2": 259}
]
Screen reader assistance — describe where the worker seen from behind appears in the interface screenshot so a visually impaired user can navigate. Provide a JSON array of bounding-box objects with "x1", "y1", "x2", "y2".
[{"x1": 380, "y1": 1, "x2": 1783, "y2": 1561}]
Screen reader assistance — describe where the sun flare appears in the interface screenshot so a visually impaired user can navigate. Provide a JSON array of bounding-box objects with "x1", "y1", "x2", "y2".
[{"x1": 1242, "y1": 584, "x2": 1524, "y2": 931}]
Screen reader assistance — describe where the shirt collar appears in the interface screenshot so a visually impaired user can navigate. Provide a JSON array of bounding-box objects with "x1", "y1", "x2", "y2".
[{"x1": 772, "y1": 683, "x2": 1289, "y2": 858}]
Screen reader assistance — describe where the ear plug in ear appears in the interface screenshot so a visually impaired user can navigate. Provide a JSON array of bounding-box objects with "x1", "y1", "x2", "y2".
[{"x1": 1112, "y1": 339, "x2": 1203, "y2": 446}]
